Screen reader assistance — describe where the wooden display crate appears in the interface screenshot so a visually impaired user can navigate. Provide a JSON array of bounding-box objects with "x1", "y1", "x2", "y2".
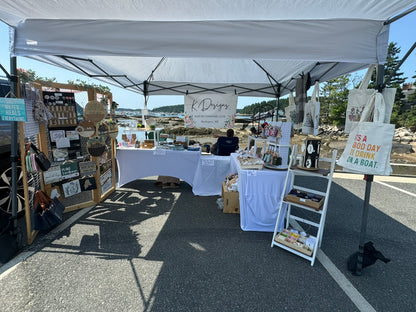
[
  {"x1": 274, "y1": 230, "x2": 314, "y2": 256},
  {"x1": 221, "y1": 182, "x2": 240, "y2": 214},
  {"x1": 285, "y1": 189, "x2": 324, "y2": 211},
  {"x1": 142, "y1": 140, "x2": 155, "y2": 149}
]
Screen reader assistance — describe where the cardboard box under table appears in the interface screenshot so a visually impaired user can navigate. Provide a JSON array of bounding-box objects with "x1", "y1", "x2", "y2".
[{"x1": 221, "y1": 182, "x2": 240, "y2": 213}]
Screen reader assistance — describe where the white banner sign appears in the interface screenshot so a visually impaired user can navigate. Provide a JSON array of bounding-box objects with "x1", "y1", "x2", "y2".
[{"x1": 184, "y1": 94, "x2": 237, "y2": 128}]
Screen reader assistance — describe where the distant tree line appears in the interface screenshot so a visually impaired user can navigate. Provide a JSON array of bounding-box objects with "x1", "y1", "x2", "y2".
[{"x1": 152, "y1": 104, "x2": 184, "y2": 113}]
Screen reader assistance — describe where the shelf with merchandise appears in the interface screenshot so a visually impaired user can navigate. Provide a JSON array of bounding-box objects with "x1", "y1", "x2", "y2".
[{"x1": 271, "y1": 144, "x2": 337, "y2": 266}]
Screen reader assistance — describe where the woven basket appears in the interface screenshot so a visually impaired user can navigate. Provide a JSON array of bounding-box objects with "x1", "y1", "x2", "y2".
[{"x1": 87, "y1": 145, "x2": 106, "y2": 157}]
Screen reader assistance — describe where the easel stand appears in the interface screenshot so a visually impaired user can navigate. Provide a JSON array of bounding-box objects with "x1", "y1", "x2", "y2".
[{"x1": 353, "y1": 174, "x2": 373, "y2": 276}]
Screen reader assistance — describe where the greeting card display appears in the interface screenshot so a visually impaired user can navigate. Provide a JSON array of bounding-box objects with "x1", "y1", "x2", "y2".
[{"x1": 62, "y1": 179, "x2": 81, "y2": 198}]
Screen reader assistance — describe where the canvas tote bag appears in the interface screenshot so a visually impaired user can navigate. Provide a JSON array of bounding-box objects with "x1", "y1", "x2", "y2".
[
  {"x1": 337, "y1": 91, "x2": 395, "y2": 175},
  {"x1": 285, "y1": 91, "x2": 297, "y2": 124},
  {"x1": 302, "y1": 82, "x2": 320, "y2": 136},
  {"x1": 345, "y1": 65, "x2": 396, "y2": 133}
]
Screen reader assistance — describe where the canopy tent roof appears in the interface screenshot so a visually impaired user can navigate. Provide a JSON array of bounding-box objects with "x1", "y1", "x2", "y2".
[{"x1": 1, "y1": 0, "x2": 415, "y2": 98}]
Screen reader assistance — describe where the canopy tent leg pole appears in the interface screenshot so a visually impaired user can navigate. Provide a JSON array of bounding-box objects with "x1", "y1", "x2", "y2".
[
  {"x1": 354, "y1": 174, "x2": 373, "y2": 276},
  {"x1": 275, "y1": 84, "x2": 281, "y2": 121},
  {"x1": 10, "y1": 56, "x2": 21, "y2": 249},
  {"x1": 353, "y1": 64, "x2": 385, "y2": 276},
  {"x1": 142, "y1": 80, "x2": 149, "y2": 132}
]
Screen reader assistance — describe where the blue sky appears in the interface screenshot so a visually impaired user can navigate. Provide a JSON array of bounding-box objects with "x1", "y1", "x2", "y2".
[{"x1": 0, "y1": 12, "x2": 415, "y2": 110}]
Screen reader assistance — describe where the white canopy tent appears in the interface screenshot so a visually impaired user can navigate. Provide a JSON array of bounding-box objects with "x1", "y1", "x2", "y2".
[{"x1": 1, "y1": 0, "x2": 415, "y2": 98}]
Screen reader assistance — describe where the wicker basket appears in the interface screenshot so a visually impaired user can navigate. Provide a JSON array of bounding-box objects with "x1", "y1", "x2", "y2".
[
  {"x1": 87, "y1": 136, "x2": 107, "y2": 157},
  {"x1": 87, "y1": 145, "x2": 106, "y2": 157}
]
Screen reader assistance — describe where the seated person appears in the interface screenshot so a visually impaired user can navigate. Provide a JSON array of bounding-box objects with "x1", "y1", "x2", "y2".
[{"x1": 211, "y1": 129, "x2": 239, "y2": 156}]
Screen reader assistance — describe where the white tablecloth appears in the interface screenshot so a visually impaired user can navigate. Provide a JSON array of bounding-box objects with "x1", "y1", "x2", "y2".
[
  {"x1": 230, "y1": 153, "x2": 288, "y2": 232},
  {"x1": 117, "y1": 148, "x2": 201, "y2": 187},
  {"x1": 192, "y1": 155, "x2": 232, "y2": 196}
]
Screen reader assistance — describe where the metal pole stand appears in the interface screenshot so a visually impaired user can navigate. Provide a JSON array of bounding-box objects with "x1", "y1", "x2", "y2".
[{"x1": 353, "y1": 174, "x2": 373, "y2": 276}]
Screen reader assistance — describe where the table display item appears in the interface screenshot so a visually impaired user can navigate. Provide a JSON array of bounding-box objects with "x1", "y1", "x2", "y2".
[
  {"x1": 87, "y1": 136, "x2": 107, "y2": 157},
  {"x1": 43, "y1": 91, "x2": 78, "y2": 127},
  {"x1": 301, "y1": 138, "x2": 321, "y2": 169},
  {"x1": 142, "y1": 140, "x2": 155, "y2": 149},
  {"x1": 237, "y1": 155, "x2": 264, "y2": 170}
]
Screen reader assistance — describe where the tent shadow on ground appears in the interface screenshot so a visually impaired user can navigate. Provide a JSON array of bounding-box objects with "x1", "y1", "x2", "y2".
[
  {"x1": 43, "y1": 182, "x2": 177, "y2": 260},
  {"x1": 28, "y1": 177, "x2": 415, "y2": 312}
]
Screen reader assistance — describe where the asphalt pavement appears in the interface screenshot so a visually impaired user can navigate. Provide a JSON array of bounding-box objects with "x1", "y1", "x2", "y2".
[{"x1": 0, "y1": 174, "x2": 415, "y2": 312}]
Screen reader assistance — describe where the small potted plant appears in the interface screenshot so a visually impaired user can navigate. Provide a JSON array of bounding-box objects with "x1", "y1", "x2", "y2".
[
  {"x1": 149, "y1": 124, "x2": 156, "y2": 130},
  {"x1": 107, "y1": 119, "x2": 119, "y2": 139}
]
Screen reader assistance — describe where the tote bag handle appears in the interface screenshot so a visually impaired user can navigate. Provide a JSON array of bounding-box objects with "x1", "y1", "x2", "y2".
[
  {"x1": 289, "y1": 91, "x2": 295, "y2": 106},
  {"x1": 311, "y1": 81, "x2": 319, "y2": 102},
  {"x1": 359, "y1": 64, "x2": 376, "y2": 90},
  {"x1": 360, "y1": 91, "x2": 385, "y2": 123}
]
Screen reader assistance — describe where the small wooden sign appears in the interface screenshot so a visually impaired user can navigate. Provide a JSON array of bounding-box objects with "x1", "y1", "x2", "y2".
[{"x1": 61, "y1": 162, "x2": 80, "y2": 179}]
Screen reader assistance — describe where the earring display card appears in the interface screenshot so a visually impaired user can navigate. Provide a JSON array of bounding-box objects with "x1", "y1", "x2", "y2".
[
  {"x1": 43, "y1": 91, "x2": 78, "y2": 127},
  {"x1": 303, "y1": 139, "x2": 321, "y2": 169}
]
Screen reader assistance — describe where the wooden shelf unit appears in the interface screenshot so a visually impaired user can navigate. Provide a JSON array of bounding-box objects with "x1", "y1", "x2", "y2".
[{"x1": 271, "y1": 145, "x2": 337, "y2": 266}]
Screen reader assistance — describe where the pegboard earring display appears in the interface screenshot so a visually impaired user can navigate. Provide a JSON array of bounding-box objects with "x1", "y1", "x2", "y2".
[{"x1": 43, "y1": 91, "x2": 78, "y2": 127}]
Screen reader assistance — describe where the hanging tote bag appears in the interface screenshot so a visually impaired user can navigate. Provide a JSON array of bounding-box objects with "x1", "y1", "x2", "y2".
[
  {"x1": 285, "y1": 91, "x2": 297, "y2": 124},
  {"x1": 337, "y1": 92, "x2": 395, "y2": 175},
  {"x1": 345, "y1": 65, "x2": 376, "y2": 133},
  {"x1": 345, "y1": 65, "x2": 396, "y2": 133},
  {"x1": 33, "y1": 190, "x2": 65, "y2": 231},
  {"x1": 302, "y1": 82, "x2": 320, "y2": 136},
  {"x1": 30, "y1": 142, "x2": 51, "y2": 172}
]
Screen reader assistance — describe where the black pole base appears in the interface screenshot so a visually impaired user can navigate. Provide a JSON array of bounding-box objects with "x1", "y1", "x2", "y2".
[{"x1": 347, "y1": 241, "x2": 391, "y2": 276}]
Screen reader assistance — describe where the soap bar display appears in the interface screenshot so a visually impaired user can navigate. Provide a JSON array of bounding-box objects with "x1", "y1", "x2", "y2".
[{"x1": 285, "y1": 189, "x2": 324, "y2": 210}]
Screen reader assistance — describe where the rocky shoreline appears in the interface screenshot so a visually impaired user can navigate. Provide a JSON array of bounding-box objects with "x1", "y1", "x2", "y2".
[{"x1": 119, "y1": 116, "x2": 416, "y2": 164}]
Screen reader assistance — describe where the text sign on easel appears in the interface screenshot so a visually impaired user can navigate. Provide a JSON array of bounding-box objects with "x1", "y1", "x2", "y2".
[{"x1": 0, "y1": 98, "x2": 27, "y2": 121}]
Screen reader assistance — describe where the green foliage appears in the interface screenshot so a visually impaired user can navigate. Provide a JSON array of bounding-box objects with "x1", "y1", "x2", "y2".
[
  {"x1": 151, "y1": 104, "x2": 184, "y2": 113},
  {"x1": 320, "y1": 75, "x2": 351, "y2": 126},
  {"x1": 381, "y1": 43, "x2": 413, "y2": 128},
  {"x1": 18, "y1": 68, "x2": 56, "y2": 85},
  {"x1": 239, "y1": 98, "x2": 289, "y2": 115},
  {"x1": 67, "y1": 79, "x2": 111, "y2": 93}
]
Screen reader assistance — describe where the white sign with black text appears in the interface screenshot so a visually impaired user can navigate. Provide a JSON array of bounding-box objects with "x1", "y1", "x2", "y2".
[{"x1": 184, "y1": 94, "x2": 237, "y2": 129}]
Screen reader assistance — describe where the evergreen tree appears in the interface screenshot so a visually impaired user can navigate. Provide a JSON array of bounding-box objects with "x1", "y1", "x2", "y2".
[
  {"x1": 319, "y1": 75, "x2": 351, "y2": 126},
  {"x1": 380, "y1": 42, "x2": 407, "y2": 125}
]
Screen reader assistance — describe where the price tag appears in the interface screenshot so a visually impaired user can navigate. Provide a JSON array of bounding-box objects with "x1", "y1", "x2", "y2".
[
  {"x1": 202, "y1": 158, "x2": 214, "y2": 166},
  {"x1": 247, "y1": 170, "x2": 257, "y2": 176},
  {"x1": 153, "y1": 149, "x2": 166, "y2": 156}
]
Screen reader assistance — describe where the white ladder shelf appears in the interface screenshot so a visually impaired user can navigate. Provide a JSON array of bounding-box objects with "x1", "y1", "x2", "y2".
[{"x1": 271, "y1": 145, "x2": 337, "y2": 266}]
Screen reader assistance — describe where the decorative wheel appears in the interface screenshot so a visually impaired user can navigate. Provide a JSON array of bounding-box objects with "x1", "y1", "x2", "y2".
[{"x1": 0, "y1": 166, "x2": 34, "y2": 216}]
